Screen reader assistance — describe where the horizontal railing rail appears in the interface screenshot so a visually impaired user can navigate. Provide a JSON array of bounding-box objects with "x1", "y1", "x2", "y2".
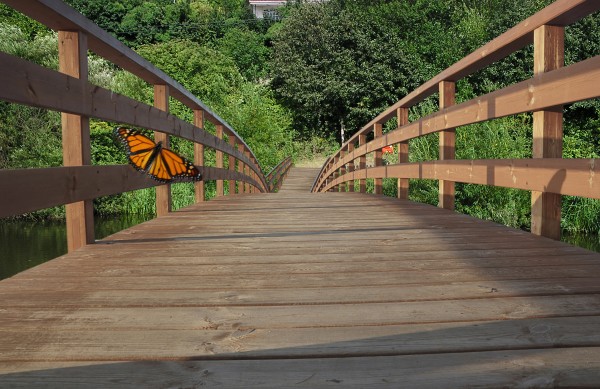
[
  {"x1": 0, "y1": 0, "x2": 271, "y2": 251},
  {"x1": 312, "y1": 0, "x2": 600, "y2": 241},
  {"x1": 266, "y1": 157, "x2": 294, "y2": 192}
]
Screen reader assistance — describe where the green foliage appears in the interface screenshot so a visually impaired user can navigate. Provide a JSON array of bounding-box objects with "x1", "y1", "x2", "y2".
[
  {"x1": 219, "y1": 83, "x2": 294, "y2": 170},
  {"x1": 136, "y1": 39, "x2": 243, "y2": 108},
  {"x1": 0, "y1": 4, "x2": 49, "y2": 38},
  {"x1": 218, "y1": 27, "x2": 270, "y2": 81},
  {"x1": 270, "y1": 0, "x2": 461, "y2": 141}
]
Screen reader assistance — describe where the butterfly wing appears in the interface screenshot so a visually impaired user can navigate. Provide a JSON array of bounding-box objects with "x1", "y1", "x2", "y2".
[
  {"x1": 155, "y1": 148, "x2": 202, "y2": 182},
  {"x1": 114, "y1": 127, "x2": 158, "y2": 173},
  {"x1": 114, "y1": 127, "x2": 202, "y2": 183}
]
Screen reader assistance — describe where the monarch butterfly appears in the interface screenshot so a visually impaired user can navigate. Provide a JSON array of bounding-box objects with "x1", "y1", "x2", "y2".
[{"x1": 114, "y1": 127, "x2": 202, "y2": 183}]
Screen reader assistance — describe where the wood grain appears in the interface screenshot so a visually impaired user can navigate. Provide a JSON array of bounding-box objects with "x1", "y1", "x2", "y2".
[{"x1": 2, "y1": 168, "x2": 600, "y2": 387}]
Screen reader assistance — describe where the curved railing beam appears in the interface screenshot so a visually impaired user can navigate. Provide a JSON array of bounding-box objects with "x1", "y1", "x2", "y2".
[
  {"x1": 0, "y1": 164, "x2": 264, "y2": 218},
  {"x1": 266, "y1": 157, "x2": 293, "y2": 192},
  {"x1": 322, "y1": 158, "x2": 600, "y2": 200}
]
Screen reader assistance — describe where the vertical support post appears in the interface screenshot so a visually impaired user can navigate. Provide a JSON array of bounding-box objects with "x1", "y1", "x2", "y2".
[
  {"x1": 531, "y1": 25, "x2": 564, "y2": 240},
  {"x1": 439, "y1": 80, "x2": 456, "y2": 210},
  {"x1": 153, "y1": 84, "x2": 171, "y2": 216},
  {"x1": 333, "y1": 156, "x2": 339, "y2": 192},
  {"x1": 58, "y1": 30, "x2": 94, "y2": 251},
  {"x1": 359, "y1": 134, "x2": 366, "y2": 193},
  {"x1": 237, "y1": 144, "x2": 245, "y2": 193},
  {"x1": 244, "y1": 150, "x2": 251, "y2": 193},
  {"x1": 228, "y1": 135, "x2": 236, "y2": 195},
  {"x1": 339, "y1": 149, "x2": 346, "y2": 192},
  {"x1": 347, "y1": 142, "x2": 355, "y2": 192},
  {"x1": 397, "y1": 107, "x2": 409, "y2": 199},
  {"x1": 193, "y1": 109, "x2": 205, "y2": 203},
  {"x1": 374, "y1": 123, "x2": 383, "y2": 195},
  {"x1": 215, "y1": 124, "x2": 224, "y2": 197}
]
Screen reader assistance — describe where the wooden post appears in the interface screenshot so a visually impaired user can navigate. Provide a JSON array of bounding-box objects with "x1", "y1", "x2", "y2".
[
  {"x1": 58, "y1": 30, "x2": 94, "y2": 251},
  {"x1": 397, "y1": 107, "x2": 409, "y2": 199},
  {"x1": 347, "y1": 143, "x2": 355, "y2": 192},
  {"x1": 439, "y1": 80, "x2": 456, "y2": 210},
  {"x1": 531, "y1": 25, "x2": 564, "y2": 240},
  {"x1": 374, "y1": 123, "x2": 383, "y2": 195},
  {"x1": 237, "y1": 144, "x2": 245, "y2": 193},
  {"x1": 153, "y1": 84, "x2": 171, "y2": 216},
  {"x1": 359, "y1": 134, "x2": 367, "y2": 193},
  {"x1": 244, "y1": 150, "x2": 251, "y2": 193},
  {"x1": 228, "y1": 135, "x2": 236, "y2": 195},
  {"x1": 215, "y1": 124, "x2": 224, "y2": 197},
  {"x1": 194, "y1": 109, "x2": 205, "y2": 203},
  {"x1": 339, "y1": 149, "x2": 346, "y2": 192},
  {"x1": 333, "y1": 156, "x2": 339, "y2": 192}
]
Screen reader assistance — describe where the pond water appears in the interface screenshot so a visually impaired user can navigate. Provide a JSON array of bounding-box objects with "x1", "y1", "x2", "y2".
[
  {"x1": 0, "y1": 217, "x2": 599, "y2": 281},
  {"x1": 0, "y1": 215, "x2": 151, "y2": 280}
]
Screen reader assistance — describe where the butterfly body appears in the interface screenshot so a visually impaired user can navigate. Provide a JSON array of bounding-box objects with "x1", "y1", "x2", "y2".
[{"x1": 114, "y1": 127, "x2": 202, "y2": 183}]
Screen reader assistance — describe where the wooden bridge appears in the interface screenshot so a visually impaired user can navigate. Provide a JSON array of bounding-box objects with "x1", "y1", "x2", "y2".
[{"x1": 2, "y1": 0, "x2": 600, "y2": 387}]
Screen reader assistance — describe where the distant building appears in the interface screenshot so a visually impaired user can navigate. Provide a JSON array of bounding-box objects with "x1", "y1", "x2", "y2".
[
  {"x1": 249, "y1": 0, "x2": 286, "y2": 19},
  {"x1": 249, "y1": 0, "x2": 325, "y2": 20}
]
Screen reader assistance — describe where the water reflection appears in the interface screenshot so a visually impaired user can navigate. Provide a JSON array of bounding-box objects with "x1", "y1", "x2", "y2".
[{"x1": 0, "y1": 214, "x2": 151, "y2": 280}]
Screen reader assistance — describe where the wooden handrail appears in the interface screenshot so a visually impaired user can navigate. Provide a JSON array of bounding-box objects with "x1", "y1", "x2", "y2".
[
  {"x1": 313, "y1": 0, "x2": 600, "y2": 240},
  {"x1": 266, "y1": 157, "x2": 293, "y2": 192},
  {"x1": 0, "y1": 0, "x2": 271, "y2": 249}
]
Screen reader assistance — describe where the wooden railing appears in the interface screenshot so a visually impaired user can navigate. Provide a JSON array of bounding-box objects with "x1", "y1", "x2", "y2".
[
  {"x1": 266, "y1": 157, "x2": 293, "y2": 192},
  {"x1": 0, "y1": 0, "x2": 280, "y2": 251},
  {"x1": 312, "y1": 0, "x2": 600, "y2": 240}
]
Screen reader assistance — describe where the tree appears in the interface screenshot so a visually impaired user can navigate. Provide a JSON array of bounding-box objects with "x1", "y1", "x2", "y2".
[{"x1": 270, "y1": 0, "x2": 456, "y2": 142}]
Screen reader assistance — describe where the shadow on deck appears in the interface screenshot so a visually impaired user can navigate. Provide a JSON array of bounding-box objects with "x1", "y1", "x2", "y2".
[{"x1": 1, "y1": 168, "x2": 600, "y2": 387}]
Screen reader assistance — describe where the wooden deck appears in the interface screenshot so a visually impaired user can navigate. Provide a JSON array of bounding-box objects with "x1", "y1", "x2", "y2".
[{"x1": 1, "y1": 167, "x2": 600, "y2": 387}]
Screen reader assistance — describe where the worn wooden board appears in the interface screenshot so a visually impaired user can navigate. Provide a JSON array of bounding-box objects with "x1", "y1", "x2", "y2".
[
  {"x1": 2, "y1": 347, "x2": 600, "y2": 388},
  {"x1": 1, "y1": 167, "x2": 600, "y2": 386}
]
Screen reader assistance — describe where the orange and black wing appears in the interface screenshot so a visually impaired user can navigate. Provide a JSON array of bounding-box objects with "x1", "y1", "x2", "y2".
[
  {"x1": 114, "y1": 127, "x2": 158, "y2": 173},
  {"x1": 151, "y1": 148, "x2": 202, "y2": 183},
  {"x1": 114, "y1": 127, "x2": 201, "y2": 183}
]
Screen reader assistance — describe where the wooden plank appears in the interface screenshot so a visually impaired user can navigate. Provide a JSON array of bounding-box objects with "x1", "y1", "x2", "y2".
[
  {"x1": 326, "y1": 158, "x2": 600, "y2": 198},
  {"x1": 1, "y1": 316, "x2": 600, "y2": 361},
  {"x1": 5, "y1": 264, "x2": 600, "y2": 291},
  {"x1": 0, "y1": 165, "x2": 262, "y2": 218},
  {"x1": 2, "y1": 294, "x2": 600, "y2": 331},
  {"x1": 2, "y1": 277, "x2": 600, "y2": 308},
  {"x1": 2, "y1": 347, "x2": 600, "y2": 388}
]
